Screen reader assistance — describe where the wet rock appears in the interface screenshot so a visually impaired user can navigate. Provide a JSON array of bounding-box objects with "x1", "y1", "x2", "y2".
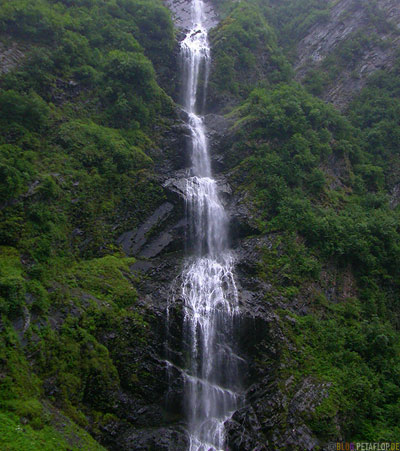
[
  {"x1": 204, "y1": 113, "x2": 235, "y2": 171},
  {"x1": 163, "y1": 173, "x2": 190, "y2": 200},
  {"x1": 117, "y1": 202, "x2": 175, "y2": 256},
  {"x1": 118, "y1": 425, "x2": 189, "y2": 451},
  {"x1": 204, "y1": 113, "x2": 232, "y2": 136},
  {"x1": 140, "y1": 218, "x2": 188, "y2": 258},
  {"x1": 225, "y1": 406, "x2": 268, "y2": 451},
  {"x1": 228, "y1": 192, "x2": 261, "y2": 241},
  {"x1": 130, "y1": 260, "x2": 155, "y2": 273},
  {"x1": 164, "y1": 0, "x2": 219, "y2": 32},
  {"x1": 154, "y1": 120, "x2": 191, "y2": 174},
  {"x1": 226, "y1": 374, "x2": 328, "y2": 450}
]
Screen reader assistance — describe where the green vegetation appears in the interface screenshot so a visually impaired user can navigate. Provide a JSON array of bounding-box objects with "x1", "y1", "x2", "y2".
[
  {"x1": 0, "y1": 0, "x2": 399, "y2": 447},
  {"x1": 264, "y1": 0, "x2": 331, "y2": 50},
  {"x1": 208, "y1": 1, "x2": 291, "y2": 107},
  {"x1": 349, "y1": 56, "x2": 400, "y2": 179},
  {"x1": 259, "y1": 299, "x2": 400, "y2": 441},
  {"x1": 0, "y1": 0, "x2": 174, "y2": 447},
  {"x1": 228, "y1": 77, "x2": 400, "y2": 441},
  {"x1": 0, "y1": 410, "x2": 105, "y2": 451}
]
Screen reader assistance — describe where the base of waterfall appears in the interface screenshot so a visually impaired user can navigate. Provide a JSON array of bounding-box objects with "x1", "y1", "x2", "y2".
[
  {"x1": 166, "y1": 354, "x2": 243, "y2": 451},
  {"x1": 181, "y1": 252, "x2": 242, "y2": 451}
]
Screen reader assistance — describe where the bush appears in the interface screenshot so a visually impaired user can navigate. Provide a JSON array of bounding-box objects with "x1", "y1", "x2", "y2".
[{"x1": 0, "y1": 90, "x2": 50, "y2": 131}]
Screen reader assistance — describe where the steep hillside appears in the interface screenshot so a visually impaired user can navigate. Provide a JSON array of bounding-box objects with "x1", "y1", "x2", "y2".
[
  {"x1": 296, "y1": 0, "x2": 400, "y2": 108},
  {"x1": 267, "y1": 0, "x2": 400, "y2": 109},
  {"x1": 220, "y1": 81, "x2": 400, "y2": 447},
  {"x1": 0, "y1": 0, "x2": 399, "y2": 449},
  {"x1": 0, "y1": 0, "x2": 185, "y2": 448}
]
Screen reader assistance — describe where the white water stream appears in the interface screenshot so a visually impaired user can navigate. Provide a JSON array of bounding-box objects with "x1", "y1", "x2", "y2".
[{"x1": 176, "y1": 1, "x2": 242, "y2": 449}]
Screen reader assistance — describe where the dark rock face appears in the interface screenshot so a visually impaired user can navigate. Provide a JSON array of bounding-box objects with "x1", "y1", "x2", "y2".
[
  {"x1": 153, "y1": 119, "x2": 192, "y2": 174},
  {"x1": 118, "y1": 425, "x2": 189, "y2": 451},
  {"x1": 116, "y1": 201, "x2": 188, "y2": 259},
  {"x1": 226, "y1": 372, "x2": 330, "y2": 450},
  {"x1": 0, "y1": 39, "x2": 25, "y2": 74},
  {"x1": 95, "y1": 251, "x2": 189, "y2": 450},
  {"x1": 295, "y1": 0, "x2": 400, "y2": 109},
  {"x1": 204, "y1": 113, "x2": 235, "y2": 171},
  {"x1": 117, "y1": 202, "x2": 175, "y2": 256},
  {"x1": 164, "y1": 0, "x2": 218, "y2": 32},
  {"x1": 112, "y1": 107, "x2": 334, "y2": 451}
]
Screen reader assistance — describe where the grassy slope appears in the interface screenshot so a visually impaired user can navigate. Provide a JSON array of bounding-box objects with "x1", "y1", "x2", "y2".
[{"x1": 0, "y1": 0, "x2": 175, "y2": 447}]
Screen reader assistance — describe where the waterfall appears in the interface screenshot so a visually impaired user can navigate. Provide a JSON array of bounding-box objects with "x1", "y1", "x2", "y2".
[{"x1": 174, "y1": 1, "x2": 243, "y2": 449}]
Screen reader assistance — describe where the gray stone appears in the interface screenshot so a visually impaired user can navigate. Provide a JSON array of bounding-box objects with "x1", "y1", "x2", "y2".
[
  {"x1": 0, "y1": 40, "x2": 25, "y2": 74},
  {"x1": 117, "y1": 202, "x2": 174, "y2": 256},
  {"x1": 294, "y1": 0, "x2": 400, "y2": 109},
  {"x1": 164, "y1": 0, "x2": 219, "y2": 32}
]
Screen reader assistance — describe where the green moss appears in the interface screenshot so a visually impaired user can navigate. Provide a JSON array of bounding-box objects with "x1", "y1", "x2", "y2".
[
  {"x1": 0, "y1": 326, "x2": 41, "y2": 403},
  {"x1": 59, "y1": 120, "x2": 152, "y2": 171},
  {"x1": 0, "y1": 246, "x2": 26, "y2": 316},
  {"x1": 0, "y1": 411, "x2": 105, "y2": 451},
  {"x1": 60, "y1": 255, "x2": 137, "y2": 308}
]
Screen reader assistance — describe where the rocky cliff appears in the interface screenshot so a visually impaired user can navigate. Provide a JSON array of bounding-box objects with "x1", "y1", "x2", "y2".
[{"x1": 294, "y1": 0, "x2": 400, "y2": 109}]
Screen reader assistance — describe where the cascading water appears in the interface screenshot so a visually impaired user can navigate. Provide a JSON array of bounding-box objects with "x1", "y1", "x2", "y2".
[{"x1": 173, "y1": 1, "x2": 243, "y2": 449}]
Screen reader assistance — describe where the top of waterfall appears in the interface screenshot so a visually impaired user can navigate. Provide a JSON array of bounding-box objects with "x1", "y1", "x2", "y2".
[{"x1": 164, "y1": 0, "x2": 219, "y2": 33}]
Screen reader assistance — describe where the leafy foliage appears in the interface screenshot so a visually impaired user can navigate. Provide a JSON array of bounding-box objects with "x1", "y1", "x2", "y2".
[
  {"x1": 208, "y1": 1, "x2": 291, "y2": 107},
  {"x1": 0, "y1": 0, "x2": 174, "y2": 446},
  {"x1": 229, "y1": 79, "x2": 400, "y2": 441}
]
